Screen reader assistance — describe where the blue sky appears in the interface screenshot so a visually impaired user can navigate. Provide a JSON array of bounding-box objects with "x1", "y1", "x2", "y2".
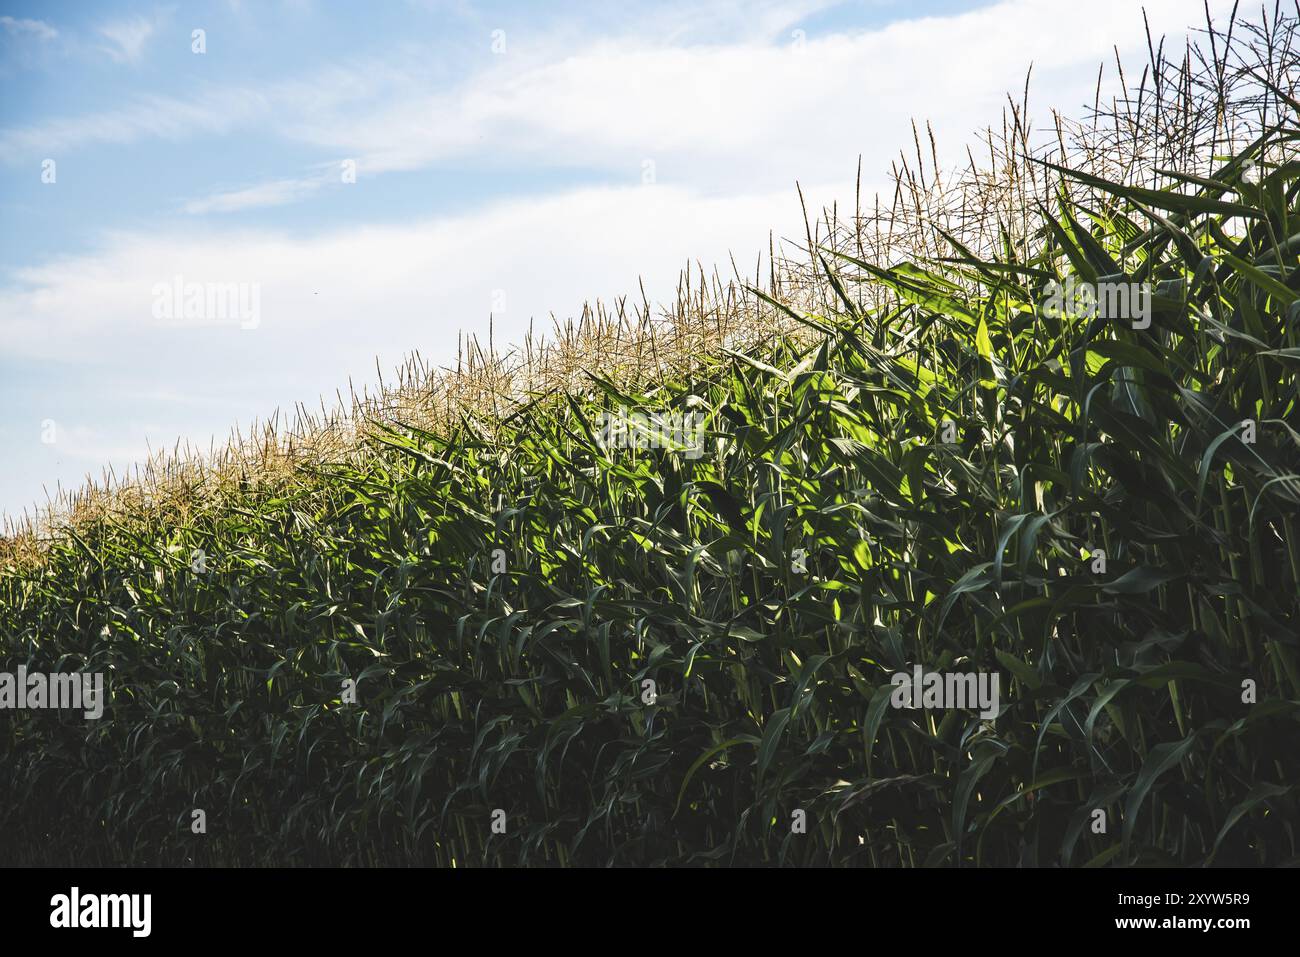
[{"x1": 0, "y1": 0, "x2": 1236, "y2": 520}]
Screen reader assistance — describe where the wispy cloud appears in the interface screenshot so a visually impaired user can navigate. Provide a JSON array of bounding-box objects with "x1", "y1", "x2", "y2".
[
  {"x1": 170, "y1": 0, "x2": 1242, "y2": 212},
  {"x1": 0, "y1": 16, "x2": 58, "y2": 42},
  {"x1": 97, "y1": 14, "x2": 162, "y2": 63},
  {"x1": 181, "y1": 176, "x2": 329, "y2": 214},
  {"x1": 0, "y1": 180, "x2": 809, "y2": 371},
  {"x1": 0, "y1": 57, "x2": 397, "y2": 164},
  {"x1": 1, "y1": 0, "x2": 1234, "y2": 189},
  {"x1": 0, "y1": 87, "x2": 273, "y2": 163}
]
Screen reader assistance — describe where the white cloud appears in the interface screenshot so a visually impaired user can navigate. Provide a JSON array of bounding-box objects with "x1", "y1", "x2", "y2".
[
  {"x1": 335, "y1": 0, "x2": 1236, "y2": 181},
  {"x1": 187, "y1": 0, "x2": 1244, "y2": 211},
  {"x1": 1, "y1": 0, "x2": 1240, "y2": 188},
  {"x1": 0, "y1": 87, "x2": 277, "y2": 162},
  {"x1": 0, "y1": 57, "x2": 404, "y2": 164},
  {"x1": 98, "y1": 14, "x2": 161, "y2": 63},
  {"x1": 0, "y1": 16, "x2": 58, "y2": 42},
  {"x1": 2, "y1": 182, "x2": 810, "y2": 365},
  {"x1": 181, "y1": 176, "x2": 329, "y2": 214}
]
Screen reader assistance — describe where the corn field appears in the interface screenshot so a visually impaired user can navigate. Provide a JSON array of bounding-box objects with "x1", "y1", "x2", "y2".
[{"x1": 2, "y1": 8, "x2": 1299, "y2": 867}]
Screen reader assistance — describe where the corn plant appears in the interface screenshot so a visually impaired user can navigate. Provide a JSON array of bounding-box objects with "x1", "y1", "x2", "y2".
[{"x1": 1, "y1": 10, "x2": 1298, "y2": 867}]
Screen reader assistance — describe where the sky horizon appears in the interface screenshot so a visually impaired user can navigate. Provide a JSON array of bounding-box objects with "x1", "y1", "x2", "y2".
[{"x1": 0, "y1": 0, "x2": 1243, "y2": 521}]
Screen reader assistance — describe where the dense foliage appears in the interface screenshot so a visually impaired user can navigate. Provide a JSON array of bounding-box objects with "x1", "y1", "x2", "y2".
[{"x1": 3, "y1": 106, "x2": 1299, "y2": 867}]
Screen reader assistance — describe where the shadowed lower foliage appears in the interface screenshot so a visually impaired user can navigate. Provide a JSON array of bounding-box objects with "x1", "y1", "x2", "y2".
[{"x1": 2, "y1": 11, "x2": 1299, "y2": 867}]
